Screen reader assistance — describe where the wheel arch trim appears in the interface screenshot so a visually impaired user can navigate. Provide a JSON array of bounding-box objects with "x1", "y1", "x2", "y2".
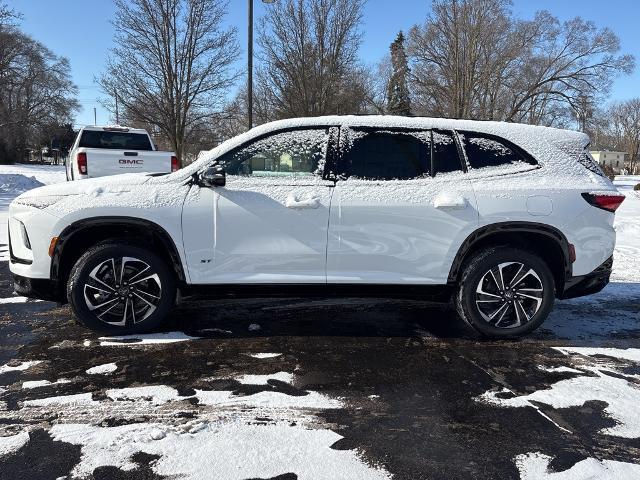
[
  {"x1": 51, "y1": 216, "x2": 187, "y2": 285},
  {"x1": 447, "y1": 221, "x2": 572, "y2": 284}
]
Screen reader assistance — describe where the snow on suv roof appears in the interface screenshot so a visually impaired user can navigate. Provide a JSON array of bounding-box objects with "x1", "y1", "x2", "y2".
[{"x1": 180, "y1": 115, "x2": 593, "y2": 183}]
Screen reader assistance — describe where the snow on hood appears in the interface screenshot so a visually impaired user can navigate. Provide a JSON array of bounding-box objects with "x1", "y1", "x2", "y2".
[
  {"x1": 15, "y1": 173, "x2": 153, "y2": 200},
  {"x1": 13, "y1": 172, "x2": 189, "y2": 216}
]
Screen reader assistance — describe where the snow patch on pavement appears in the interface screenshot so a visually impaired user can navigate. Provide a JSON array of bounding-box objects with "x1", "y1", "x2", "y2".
[
  {"x1": 553, "y1": 347, "x2": 640, "y2": 364},
  {"x1": 86, "y1": 363, "x2": 117, "y2": 375},
  {"x1": 236, "y1": 371, "x2": 294, "y2": 385},
  {"x1": 0, "y1": 360, "x2": 41, "y2": 375},
  {"x1": 0, "y1": 431, "x2": 30, "y2": 457},
  {"x1": 516, "y1": 452, "x2": 640, "y2": 479},
  {"x1": 50, "y1": 420, "x2": 392, "y2": 480},
  {"x1": 478, "y1": 348, "x2": 640, "y2": 438},
  {"x1": 106, "y1": 385, "x2": 182, "y2": 405},
  {"x1": 22, "y1": 379, "x2": 71, "y2": 389},
  {"x1": 10, "y1": 369, "x2": 385, "y2": 479},
  {"x1": 0, "y1": 296, "x2": 42, "y2": 304},
  {"x1": 99, "y1": 331, "x2": 200, "y2": 346},
  {"x1": 247, "y1": 352, "x2": 282, "y2": 359},
  {"x1": 23, "y1": 393, "x2": 98, "y2": 408},
  {"x1": 537, "y1": 366, "x2": 583, "y2": 374}
]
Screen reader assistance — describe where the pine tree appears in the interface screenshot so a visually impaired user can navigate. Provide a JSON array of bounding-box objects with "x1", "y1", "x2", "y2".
[{"x1": 386, "y1": 31, "x2": 411, "y2": 116}]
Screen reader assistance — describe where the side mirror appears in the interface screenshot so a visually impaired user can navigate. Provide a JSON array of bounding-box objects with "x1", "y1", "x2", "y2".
[{"x1": 200, "y1": 165, "x2": 226, "y2": 187}]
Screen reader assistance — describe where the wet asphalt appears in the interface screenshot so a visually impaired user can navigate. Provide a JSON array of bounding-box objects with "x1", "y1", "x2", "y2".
[{"x1": 1, "y1": 259, "x2": 639, "y2": 480}]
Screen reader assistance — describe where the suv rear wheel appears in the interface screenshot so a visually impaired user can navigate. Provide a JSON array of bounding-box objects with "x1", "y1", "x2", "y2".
[
  {"x1": 67, "y1": 242, "x2": 175, "y2": 334},
  {"x1": 455, "y1": 247, "x2": 555, "y2": 338}
]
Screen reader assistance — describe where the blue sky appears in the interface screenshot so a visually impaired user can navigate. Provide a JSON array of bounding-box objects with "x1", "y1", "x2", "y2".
[{"x1": 7, "y1": 0, "x2": 640, "y2": 127}]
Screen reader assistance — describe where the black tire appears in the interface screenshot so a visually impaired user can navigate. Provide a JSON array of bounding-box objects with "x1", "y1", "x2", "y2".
[
  {"x1": 455, "y1": 247, "x2": 555, "y2": 338},
  {"x1": 67, "y1": 242, "x2": 176, "y2": 334}
]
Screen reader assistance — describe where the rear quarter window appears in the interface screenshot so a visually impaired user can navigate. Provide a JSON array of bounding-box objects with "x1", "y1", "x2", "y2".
[
  {"x1": 460, "y1": 132, "x2": 536, "y2": 170},
  {"x1": 79, "y1": 131, "x2": 153, "y2": 150}
]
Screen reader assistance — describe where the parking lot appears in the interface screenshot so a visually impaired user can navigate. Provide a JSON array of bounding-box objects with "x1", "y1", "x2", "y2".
[{"x1": 1, "y1": 167, "x2": 639, "y2": 479}]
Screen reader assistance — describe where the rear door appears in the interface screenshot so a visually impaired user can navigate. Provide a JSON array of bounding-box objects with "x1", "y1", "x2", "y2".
[
  {"x1": 326, "y1": 127, "x2": 478, "y2": 284},
  {"x1": 182, "y1": 127, "x2": 337, "y2": 284}
]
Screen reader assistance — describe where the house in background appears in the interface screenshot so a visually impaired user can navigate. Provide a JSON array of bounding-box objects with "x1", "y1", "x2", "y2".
[{"x1": 590, "y1": 150, "x2": 628, "y2": 174}]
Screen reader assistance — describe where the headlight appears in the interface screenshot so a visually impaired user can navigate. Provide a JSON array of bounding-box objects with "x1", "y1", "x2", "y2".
[{"x1": 13, "y1": 195, "x2": 71, "y2": 209}]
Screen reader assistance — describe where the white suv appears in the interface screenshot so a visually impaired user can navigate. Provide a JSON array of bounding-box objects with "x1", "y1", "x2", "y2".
[{"x1": 8, "y1": 116, "x2": 624, "y2": 337}]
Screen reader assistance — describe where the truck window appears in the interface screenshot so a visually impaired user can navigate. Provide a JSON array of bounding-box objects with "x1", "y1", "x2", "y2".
[{"x1": 79, "y1": 131, "x2": 153, "y2": 150}]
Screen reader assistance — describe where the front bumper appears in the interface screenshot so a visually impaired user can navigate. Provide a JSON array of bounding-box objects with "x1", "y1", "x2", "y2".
[{"x1": 559, "y1": 256, "x2": 612, "y2": 299}]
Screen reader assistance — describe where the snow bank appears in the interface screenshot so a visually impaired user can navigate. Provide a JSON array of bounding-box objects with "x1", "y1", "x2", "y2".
[
  {"x1": 0, "y1": 164, "x2": 65, "y2": 247},
  {"x1": 0, "y1": 174, "x2": 43, "y2": 194}
]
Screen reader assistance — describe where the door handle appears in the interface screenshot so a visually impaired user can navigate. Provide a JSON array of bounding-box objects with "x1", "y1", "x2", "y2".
[
  {"x1": 285, "y1": 193, "x2": 321, "y2": 209},
  {"x1": 433, "y1": 192, "x2": 468, "y2": 209}
]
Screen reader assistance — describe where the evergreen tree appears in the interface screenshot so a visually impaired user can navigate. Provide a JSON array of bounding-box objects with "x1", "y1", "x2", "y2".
[{"x1": 386, "y1": 31, "x2": 411, "y2": 116}]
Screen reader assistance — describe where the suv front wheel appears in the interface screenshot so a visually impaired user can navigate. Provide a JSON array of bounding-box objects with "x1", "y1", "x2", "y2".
[
  {"x1": 67, "y1": 242, "x2": 176, "y2": 334},
  {"x1": 455, "y1": 247, "x2": 555, "y2": 338}
]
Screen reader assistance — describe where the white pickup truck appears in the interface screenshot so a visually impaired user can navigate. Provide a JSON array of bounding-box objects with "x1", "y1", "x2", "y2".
[{"x1": 66, "y1": 126, "x2": 178, "y2": 180}]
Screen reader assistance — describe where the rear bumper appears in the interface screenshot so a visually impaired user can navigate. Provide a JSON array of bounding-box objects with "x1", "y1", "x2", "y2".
[
  {"x1": 559, "y1": 256, "x2": 612, "y2": 299},
  {"x1": 13, "y1": 274, "x2": 62, "y2": 303}
]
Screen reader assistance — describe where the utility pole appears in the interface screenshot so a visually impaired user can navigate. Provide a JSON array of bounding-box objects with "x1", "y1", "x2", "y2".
[
  {"x1": 248, "y1": 0, "x2": 276, "y2": 132},
  {"x1": 94, "y1": 107, "x2": 97, "y2": 125},
  {"x1": 247, "y1": 0, "x2": 253, "y2": 131}
]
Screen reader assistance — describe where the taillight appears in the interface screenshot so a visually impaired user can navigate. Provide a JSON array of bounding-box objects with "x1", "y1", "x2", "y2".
[
  {"x1": 77, "y1": 152, "x2": 87, "y2": 175},
  {"x1": 581, "y1": 192, "x2": 625, "y2": 212},
  {"x1": 171, "y1": 156, "x2": 179, "y2": 172}
]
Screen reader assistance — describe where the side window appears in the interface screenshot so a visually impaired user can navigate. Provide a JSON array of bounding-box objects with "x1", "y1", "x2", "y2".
[
  {"x1": 432, "y1": 130, "x2": 462, "y2": 174},
  {"x1": 460, "y1": 132, "x2": 535, "y2": 170},
  {"x1": 220, "y1": 129, "x2": 328, "y2": 177},
  {"x1": 345, "y1": 130, "x2": 430, "y2": 180}
]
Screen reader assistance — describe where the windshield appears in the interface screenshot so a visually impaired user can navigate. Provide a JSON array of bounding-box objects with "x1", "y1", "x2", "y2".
[{"x1": 79, "y1": 130, "x2": 153, "y2": 150}]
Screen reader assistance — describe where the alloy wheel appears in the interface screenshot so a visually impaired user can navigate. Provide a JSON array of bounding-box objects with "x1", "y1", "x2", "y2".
[
  {"x1": 475, "y1": 261, "x2": 544, "y2": 329},
  {"x1": 83, "y1": 256, "x2": 162, "y2": 326}
]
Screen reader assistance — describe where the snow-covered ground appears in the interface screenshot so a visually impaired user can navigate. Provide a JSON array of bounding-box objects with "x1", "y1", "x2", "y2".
[
  {"x1": 0, "y1": 164, "x2": 66, "y2": 260},
  {"x1": 1, "y1": 164, "x2": 639, "y2": 479}
]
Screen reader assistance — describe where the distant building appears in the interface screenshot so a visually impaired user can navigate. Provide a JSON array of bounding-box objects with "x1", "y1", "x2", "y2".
[{"x1": 590, "y1": 150, "x2": 628, "y2": 174}]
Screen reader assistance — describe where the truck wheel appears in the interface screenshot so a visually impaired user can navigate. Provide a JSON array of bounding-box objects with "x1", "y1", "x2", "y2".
[
  {"x1": 455, "y1": 247, "x2": 555, "y2": 338},
  {"x1": 67, "y1": 242, "x2": 175, "y2": 334}
]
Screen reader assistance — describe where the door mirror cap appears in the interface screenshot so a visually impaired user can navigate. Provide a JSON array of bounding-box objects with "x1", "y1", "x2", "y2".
[{"x1": 200, "y1": 165, "x2": 226, "y2": 187}]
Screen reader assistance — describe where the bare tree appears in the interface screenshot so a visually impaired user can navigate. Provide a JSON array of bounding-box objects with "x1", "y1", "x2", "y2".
[
  {"x1": 0, "y1": 2, "x2": 20, "y2": 26},
  {"x1": 255, "y1": 0, "x2": 368, "y2": 120},
  {"x1": 0, "y1": 25, "x2": 78, "y2": 163},
  {"x1": 607, "y1": 99, "x2": 640, "y2": 174},
  {"x1": 408, "y1": 0, "x2": 634, "y2": 125},
  {"x1": 99, "y1": 0, "x2": 239, "y2": 164}
]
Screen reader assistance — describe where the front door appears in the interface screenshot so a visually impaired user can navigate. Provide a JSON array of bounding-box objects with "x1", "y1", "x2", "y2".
[
  {"x1": 326, "y1": 127, "x2": 479, "y2": 284},
  {"x1": 182, "y1": 127, "x2": 336, "y2": 284}
]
